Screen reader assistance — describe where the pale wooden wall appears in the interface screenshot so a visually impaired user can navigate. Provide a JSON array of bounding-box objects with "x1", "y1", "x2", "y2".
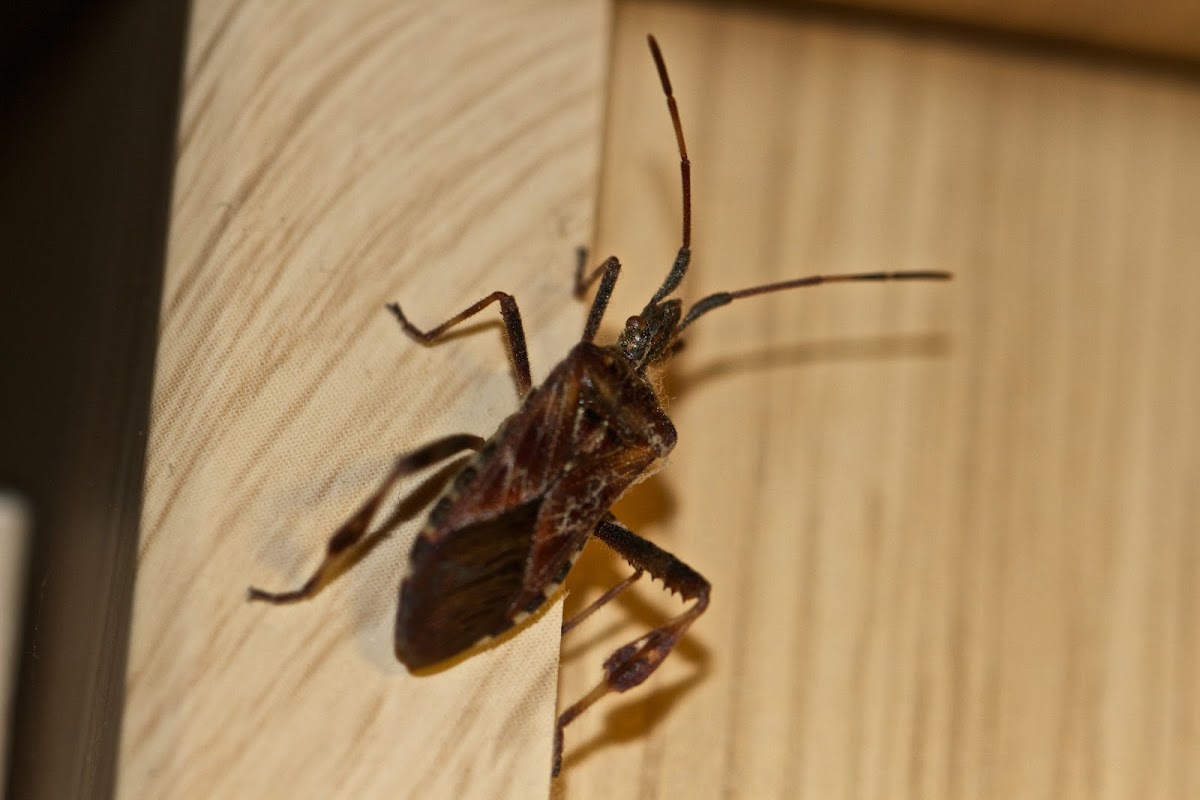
[
  {"x1": 117, "y1": 2, "x2": 607, "y2": 797},
  {"x1": 119, "y1": 1, "x2": 1199, "y2": 798},
  {"x1": 559, "y1": 2, "x2": 1199, "y2": 798},
  {"x1": 824, "y1": 0, "x2": 1200, "y2": 61}
]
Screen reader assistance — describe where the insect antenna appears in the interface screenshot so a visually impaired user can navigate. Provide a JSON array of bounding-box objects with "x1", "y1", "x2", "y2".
[
  {"x1": 647, "y1": 35, "x2": 691, "y2": 306},
  {"x1": 678, "y1": 270, "x2": 953, "y2": 333},
  {"x1": 645, "y1": 37, "x2": 950, "y2": 334}
]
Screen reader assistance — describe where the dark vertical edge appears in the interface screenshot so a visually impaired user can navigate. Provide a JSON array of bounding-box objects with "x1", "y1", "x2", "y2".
[{"x1": 0, "y1": 1, "x2": 191, "y2": 797}]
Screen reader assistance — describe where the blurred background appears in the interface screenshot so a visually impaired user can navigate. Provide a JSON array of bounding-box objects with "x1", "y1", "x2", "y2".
[{"x1": 2, "y1": 2, "x2": 187, "y2": 798}]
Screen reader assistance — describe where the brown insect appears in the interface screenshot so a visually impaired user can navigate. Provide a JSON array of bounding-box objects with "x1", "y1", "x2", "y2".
[{"x1": 249, "y1": 35, "x2": 950, "y2": 775}]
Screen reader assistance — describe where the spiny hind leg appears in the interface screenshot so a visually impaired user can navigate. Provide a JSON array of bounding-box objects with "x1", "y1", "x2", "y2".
[
  {"x1": 554, "y1": 517, "x2": 710, "y2": 775},
  {"x1": 248, "y1": 433, "x2": 484, "y2": 604}
]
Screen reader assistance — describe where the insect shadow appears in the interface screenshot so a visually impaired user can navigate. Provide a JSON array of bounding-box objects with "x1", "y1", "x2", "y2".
[
  {"x1": 665, "y1": 331, "x2": 952, "y2": 396},
  {"x1": 552, "y1": 329, "x2": 947, "y2": 767},
  {"x1": 554, "y1": 331, "x2": 950, "y2": 569},
  {"x1": 560, "y1": 672, "x2": 707, "y2": 778}
]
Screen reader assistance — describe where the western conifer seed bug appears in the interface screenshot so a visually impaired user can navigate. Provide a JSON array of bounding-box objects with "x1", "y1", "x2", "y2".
[{"x1": 249, "y1": 35, "x2": 951, "y2": 776}]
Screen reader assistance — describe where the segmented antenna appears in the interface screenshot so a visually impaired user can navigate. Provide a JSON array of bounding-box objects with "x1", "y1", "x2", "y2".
[{"x1": 647, "y1": 35, "x2": 692, "y2": 305}]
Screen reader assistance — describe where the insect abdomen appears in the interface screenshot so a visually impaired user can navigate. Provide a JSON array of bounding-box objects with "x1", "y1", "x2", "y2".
[{"x1": 394, "y1": 499, "x2": 541, "y2": 669}]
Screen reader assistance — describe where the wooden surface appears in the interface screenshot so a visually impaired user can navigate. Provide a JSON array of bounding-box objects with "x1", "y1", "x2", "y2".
[
  {"x1": 557, "y1": 2, "x2": 1200, "y2": 798},
  {"x1": 119, "y1": 1, "x2": 1200, "y2": 798},
  {"x1": 823, "y1": 0, "x2": 1200, "y2": 62},
  {"x1": 117, "y1": 1, "x2": 608, "y2": 797}
]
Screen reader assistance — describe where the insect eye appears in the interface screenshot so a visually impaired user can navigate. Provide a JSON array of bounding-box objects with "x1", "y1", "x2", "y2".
[{"x1": 625, "y1": 315, "x2": 641, "y2": 329}]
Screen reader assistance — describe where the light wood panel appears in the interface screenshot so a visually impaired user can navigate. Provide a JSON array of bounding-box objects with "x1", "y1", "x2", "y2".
[
  {"x1": 556, "y1": 2, "x2": 1200, "y2": 798},
  {"x1": 118, "y1": 2, "x2": 608, "y2": 797},
  {"x1": 825, "y1": 0, "x2": 1200, "y2": 62},
  {"x1": 120, "y1": 1, "x2": 1200, "y2": 797}
]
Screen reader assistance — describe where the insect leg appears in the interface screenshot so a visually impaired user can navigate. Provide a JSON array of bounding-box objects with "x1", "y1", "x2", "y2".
[
  {"x1": 576, "y1": 255, "x2": 621, "y2": 343},
  {"x1": 248, "y1": 433, "x2": 485, "y2": 604},
  {"x1": 388, "y1": 292, "x2": 533, "y2": 396},
  {"x1": 561, "y1": 568, "x2": 643, "y2": 635},
  {"x1": 554, "y1": 517, "x2": 710, "y2": 775},
  {"x1": 571, "y1": 246, "x2": 590, "y2": 295}
]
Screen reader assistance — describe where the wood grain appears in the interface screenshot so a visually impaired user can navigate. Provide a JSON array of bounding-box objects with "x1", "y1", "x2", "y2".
[
  {"x1": 821, "y1": 0, "x2": 1200, "y2": 63},
  {"x1": 120, "y1": 1, "x2": 1200, "y2": 797},
  {"x1": 556, "y1": 2, "x2": 1200, "y2": 798},
  {"x1": 118, "y1": 1, "x2": 608, "y2": 797}
]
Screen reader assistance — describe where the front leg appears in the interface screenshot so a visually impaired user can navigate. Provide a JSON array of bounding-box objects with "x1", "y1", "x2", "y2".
[
  {"x1": 388, "y1": 290, "x2": 533, "y2": 397},
  {"x1": 554, "y1": 517, "x2": 710, "y2": 775},
  {"x1": 572, "y1": 249, "x2": 622, "y2": 344}
]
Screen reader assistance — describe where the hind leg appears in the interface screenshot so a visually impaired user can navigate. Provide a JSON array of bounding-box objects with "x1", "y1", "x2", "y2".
[{"x1": 554, "y1": 517, "x2": 710, "y2": 775}]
